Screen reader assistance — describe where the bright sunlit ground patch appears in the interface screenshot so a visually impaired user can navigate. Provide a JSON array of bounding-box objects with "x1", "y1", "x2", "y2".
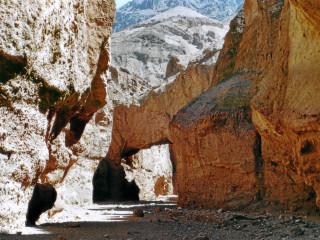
[{"x1": 20, "y1": 197, "x2": 177, "y2": 236}]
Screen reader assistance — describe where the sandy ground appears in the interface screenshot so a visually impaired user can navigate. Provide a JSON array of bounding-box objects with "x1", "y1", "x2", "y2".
[{"x1": 1, "y1": 201, "x2": 320, "y2": 240}]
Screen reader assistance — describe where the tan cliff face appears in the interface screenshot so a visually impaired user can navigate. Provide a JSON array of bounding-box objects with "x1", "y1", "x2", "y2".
[
  {"x1": 251, "y1": 0, "x2": 320, "y2": 208},
  {"x1": 169, "y1": 0, "x2": 320, "y2": 211},
  {"x1": 93, "y1": 50, "x2": 220, "y2": 202},
  {"x1": 0, "y1": 0, "x2": 115, "y2": 232},
  {"x1": 170, "y1": 74, "x2": 260, "y2": 209}
]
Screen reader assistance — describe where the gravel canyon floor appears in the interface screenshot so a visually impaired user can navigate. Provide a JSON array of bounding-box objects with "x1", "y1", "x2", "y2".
[{"x1": 1, "y1": 201, "x2": 320, "y2": 240}]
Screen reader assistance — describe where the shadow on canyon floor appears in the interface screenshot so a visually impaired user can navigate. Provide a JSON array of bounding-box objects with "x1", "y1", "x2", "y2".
[{"x1": 2, "y1": 201, "x2": 320, "y2": 240}]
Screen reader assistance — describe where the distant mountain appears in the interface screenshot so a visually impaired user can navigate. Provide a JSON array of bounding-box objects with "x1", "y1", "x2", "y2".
[
  {"x1": 111, "y1": 6, "x2": 229, "y2": 87},
  {"x1": 113, "y1": 0, "x2": 244, "y2": 32}
]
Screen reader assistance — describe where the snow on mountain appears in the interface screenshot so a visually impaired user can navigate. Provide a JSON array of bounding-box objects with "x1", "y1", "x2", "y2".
[
  {"x1": 111, "y1": 6, "x2": 229, "y2": 88},
  {"x1": 113, "y1": 0, "x2": 244, "y2": 32}
]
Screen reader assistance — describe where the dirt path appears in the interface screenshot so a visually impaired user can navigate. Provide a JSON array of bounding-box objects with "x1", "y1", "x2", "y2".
[{"x1": 1, "y1": 201, "x2": 320, "y2": 240}]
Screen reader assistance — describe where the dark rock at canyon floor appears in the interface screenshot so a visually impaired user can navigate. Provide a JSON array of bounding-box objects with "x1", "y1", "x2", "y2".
[{"x1": 26, "y1": 183, "x2": 57, "y2": 226}]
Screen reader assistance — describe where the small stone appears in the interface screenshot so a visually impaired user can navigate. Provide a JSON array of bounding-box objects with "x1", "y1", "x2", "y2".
[
  {"x1": 104, "y1": 234, "x2": 110, "y2": 238},
  {"x1": 69, "y1": 223, "x2": 81, "y2": 228},
  {"x1": 172, "y1": 217, "x2": 179, "y2": 222},
  {"x1": 155, "y1": 207, "x2": 161, "y2": 213},
  {"x1": 133, "y1": 209, "x2": 144, "y2": 217},
  {"x1": 291, "y1": 226, "x2": 304, "y2": 236},
  {"x1": 217, "y1": 209, "x2": 223, "y2": 214},
  {"x1": 64, "y1": 223, "x2": 81, "y2": 228},
  {"x1": 193, "y1": 234, "x2": 209, "y2": 240}
]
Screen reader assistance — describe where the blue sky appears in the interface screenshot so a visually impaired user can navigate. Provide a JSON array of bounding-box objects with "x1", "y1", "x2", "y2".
[{"x1": 116, "y1": 0, "x2": 131, "y2": 9}]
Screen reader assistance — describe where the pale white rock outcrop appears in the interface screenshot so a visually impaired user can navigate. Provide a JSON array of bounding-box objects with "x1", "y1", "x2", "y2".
[
  {"x1": 0, "y1": 0, "x2": 115, "y2": 233},
  {"x1": 111, "y1": 6, "x2": 229, "y2": 86},
  {"x1": 123, "y1": 144, "x2": 173, "y2": 200}
]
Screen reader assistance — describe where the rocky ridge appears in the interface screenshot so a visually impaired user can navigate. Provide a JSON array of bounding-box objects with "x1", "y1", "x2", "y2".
[
  {"x1": 113, "y1": 0, "x2": 244, "y2": 32},
  {"x1": 111, "y1": 6, "x2": 228, "y2": 87}
]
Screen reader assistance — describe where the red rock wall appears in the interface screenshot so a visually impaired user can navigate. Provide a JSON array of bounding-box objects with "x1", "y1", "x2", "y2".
[{"x1": 170, "y1": 75, "x2": 260, "y2": 209}]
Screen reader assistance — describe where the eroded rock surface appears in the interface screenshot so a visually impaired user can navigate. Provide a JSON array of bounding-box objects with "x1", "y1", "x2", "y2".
[
  {"x1": 123, "y1": 144, "x2": 174, "y2": 200},
  {"x1": 170, "y1": 0, "x2": 318, "y2": 211},
  {"x1": 170, "y1": 74, "x2": 259, "y2": 209},
  {"x1": 0, "y1": 0, "x2": 115, "y2": 232},
  {"x1": 250, "y1": 0, "x2": 320, "y2": 208}
]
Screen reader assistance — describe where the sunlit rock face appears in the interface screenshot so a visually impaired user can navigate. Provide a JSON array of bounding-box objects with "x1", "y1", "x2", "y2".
[
  {"x1": 0, "y1": 0, "x2": 115, "y2": 233},
  {"x1": 111, "y1": 7, "x2": 229, "y2": 86},
  {"x1": 92, "y1": 48, "x2": 221, "y2": 202},
  {"x1": 169, "y1": 0, "x2": 319, "y2": 211},
  {"x1": 96, "y1": 7, "x2": 232, "y2": 202},
  {"x1": 250, "y1": 0, "x2": 320, "y2": 209},
  {"x1": 104, "y1": 0, "x2": 319, "y2": 213}
]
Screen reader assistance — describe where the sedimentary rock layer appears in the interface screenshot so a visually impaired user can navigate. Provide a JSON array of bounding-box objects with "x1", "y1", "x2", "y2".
[{"x1": 170, "y1": 74, "x2": 259, "y2": 209}]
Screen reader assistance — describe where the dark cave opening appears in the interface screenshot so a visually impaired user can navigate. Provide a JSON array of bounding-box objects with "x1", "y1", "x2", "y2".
[{"x1": 92, "y1": 144, "x2": 176, "y2": 203}]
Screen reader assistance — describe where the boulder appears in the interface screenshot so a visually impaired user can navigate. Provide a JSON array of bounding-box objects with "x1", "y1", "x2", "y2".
[
  {"x1": 26, "y1": 183, "x2": 57, "y2": 226},
  {"x1": 132, "y1": 209, "x2": 144, "y2": 217}
]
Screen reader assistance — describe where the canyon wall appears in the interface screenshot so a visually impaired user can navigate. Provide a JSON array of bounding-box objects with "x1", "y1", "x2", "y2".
[
  {"x1": 93, "y1": 53, "x2": 219, "y2": 201},
  {"x1": 251, "y1": 0, "x2": 320, "y2": 209},
  {"x1": 172, "y1": 0, "x2": 319, "y2": 211},
  {"x1": 0, "y1": 0, "x2": 115, "y2": 233},
  {"x1": 101, "y1": 0, "x2": 320, "y2": 213}
]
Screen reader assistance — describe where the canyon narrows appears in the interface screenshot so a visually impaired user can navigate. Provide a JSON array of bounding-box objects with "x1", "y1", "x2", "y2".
[{"x1": 1, "y1": 0, "x2": 320, "y2": 236}]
